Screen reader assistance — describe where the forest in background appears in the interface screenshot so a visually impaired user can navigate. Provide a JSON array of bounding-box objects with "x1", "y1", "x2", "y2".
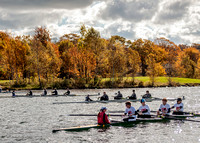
[{"x1": 0, "y1": 25, "x2": 200, "y2": 89}]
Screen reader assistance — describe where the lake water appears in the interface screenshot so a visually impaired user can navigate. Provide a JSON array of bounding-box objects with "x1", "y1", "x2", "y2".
[{"x1": 0, "y1": 87, "x2": 200, "y2": 143}]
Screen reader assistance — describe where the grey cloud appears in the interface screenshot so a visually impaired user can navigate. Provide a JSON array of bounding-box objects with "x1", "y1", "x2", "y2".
[
  {"x1": 0, "y1": 0, "x2": 94, "y2": 10},
  {"x1": 155, "y1": 0, "x2": 192, "y2": 23},
  {"x1": 104, "y1": 23, "x2": 135, "y2": 40},
  {"x1": 100, "y1": 0, "x2": 160, "y2": 22},
  {"x1": 168, "y1": 35, "x2": 191, "y2": 44},
  {"x1": 0, "y1": 10, "x2": 63, "y2": 29}
]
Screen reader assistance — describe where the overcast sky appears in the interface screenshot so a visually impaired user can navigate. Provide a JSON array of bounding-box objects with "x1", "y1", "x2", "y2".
[{"x1": 0, "y1": 0, "x2": 199, "y2": 44}]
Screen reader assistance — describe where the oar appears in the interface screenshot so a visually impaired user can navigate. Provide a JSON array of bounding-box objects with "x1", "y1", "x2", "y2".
[
  {"x1": 109, "y1": 110, "x2": 160, "y2": 114},
  {"x1": 68, "y1": 114, "x2": 123, "y2": 117},
  {"x1": 158, "y1": 115, "x2": 200, "y2": 123},
  {"x1": 183, "y1": 119, "x2": 200, "y2": 122},
  {"x1": 109, "y1": 111, "x2": 124, "y2": 113},
  {"x1": 155, "y1": 110, "x2": 200, "y2": 116},
  {"x1": 182, "y1": 112, "x2": 200, "y2": 116}
]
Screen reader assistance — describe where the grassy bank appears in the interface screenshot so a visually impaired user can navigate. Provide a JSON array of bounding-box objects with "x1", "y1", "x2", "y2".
[{"x1": 1, "y1": 77, "x2": 200, "y2": 90}]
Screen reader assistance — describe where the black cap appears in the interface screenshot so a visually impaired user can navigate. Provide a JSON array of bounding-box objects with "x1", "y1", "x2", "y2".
[{"x1": 177, "y1": 98, "x2": 182, "y2": 101}]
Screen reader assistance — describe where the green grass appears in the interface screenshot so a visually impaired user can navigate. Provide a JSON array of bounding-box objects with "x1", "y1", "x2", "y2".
[
  {"x1": 172, "y1": 77, "x2": 200, "y2": 84},
  {"x1": 102, "y1": 76, "x2": 200, "y2": 84},
  {"x1": 1, "y1": 76, "x2": 200, "y2": 89},
  {"x1": 0, "y1": 80, "x2": 10, "y2": 84}
]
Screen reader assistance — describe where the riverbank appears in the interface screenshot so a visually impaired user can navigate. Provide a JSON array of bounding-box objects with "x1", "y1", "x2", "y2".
[{"x1": 1, "y1": 77, "x2": 200, "y2": 90}]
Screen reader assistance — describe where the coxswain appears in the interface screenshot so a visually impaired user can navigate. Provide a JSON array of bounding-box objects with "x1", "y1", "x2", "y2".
[
  {"x1": 137, "y1": 99, "x2": 151, "y2": 118},
  {"x1": 85, "y1": 95, "x2": 93, "y2": 101},
  {"x1": 100, "y1": 92, "x2": 109, "y2": 101},
  {"x1": 42, "y1": 88, "x2": 47, "y2": 96},
  {"x1": 171, "y1": 98, "x2": 184, "y2": 115},
  {"x1": 123, "y1": 101, "x2": 137, "y2": 122},
  {"x1": 12, "y1": 90, "x2": 16, "y2": 97},
  {"x1": 114, "y1": 91, "x2": 123, "y2": 100},
  {"x1": 52, "y1": 88, "x2": 58, "y2": 96},
  {"x1": 97, "y1": 107, "x2": 110, "y2": 125},
  {"x1": 64, "y1": 88, "x2": 70, "y2": 95},
  {"x1": 142, "y1": 91, "x2": 152, "y2": 98},
  {"x1": 157, "y1": 98, "x2": 171, "y2": 116},
  {"x1": 27, "y1": 90, "x2": 33, "y2": 96},
  {"x1": 128, "y1": 90, "x2": 137, "y2": 100}
]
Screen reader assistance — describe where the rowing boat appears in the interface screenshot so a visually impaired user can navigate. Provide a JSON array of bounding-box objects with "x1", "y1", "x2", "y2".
[
  {"x1": 171, "y1": 113, "x2": 200, "y2": 117},
  {"x1": 52, "y1": 117, "x2": 165, "y2": 132},
  {"x1": 52, "y1": 96, "x2": 185, "y2": 104},
  {"x1": 12, "y1": 94, "x2": 77, "y2": 98},
  {"x1": 0, "y1": 91, "x2": 11, "y2": 94},
  {"x1": 52, "y1": 113, "x2": 197, "y2": 132},
  {"x1": 0, "y1": 93, "x2": 100, "y2": 98},
  {"x1": 53, "y1": 99, "x2": 148, "y2": 104}
]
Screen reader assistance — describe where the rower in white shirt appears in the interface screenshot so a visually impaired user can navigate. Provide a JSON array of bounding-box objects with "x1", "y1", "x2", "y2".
[
  {"x1": 171, "y1": 98, "x2": 184, "y2": 115},
  {"x1": 157, "y1": 98, "x2": 171, "y2": 116},
  {"x1": 123, "y1": 101, "x2": 137, "y2": 122},
  {"x1": 137, "y1": 99, "x2": 151, "y2": 118}
]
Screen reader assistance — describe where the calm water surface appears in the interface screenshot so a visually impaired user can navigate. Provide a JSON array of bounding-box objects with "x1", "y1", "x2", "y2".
[{"x1": 0, "y1": 87, "x2": 200, "y2": 143}]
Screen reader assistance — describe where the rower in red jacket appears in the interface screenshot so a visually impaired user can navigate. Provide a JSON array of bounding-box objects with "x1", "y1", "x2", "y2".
[{"x1": 97, "y1": 107, "x2": 110, "y2": 125}]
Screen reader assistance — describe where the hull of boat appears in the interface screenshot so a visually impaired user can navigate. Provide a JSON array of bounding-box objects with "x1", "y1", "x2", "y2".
[
  {"x1": 52, "y1": 112, "x2": 196, "y2": 133},
  {"x1": 52, "y1": 96, "x2": 185, "y2": 104},
  {"x1": 171, "y1": 114, "x2": 194, "y2": 118},
  {"x1": 0, "y1": 92, "x2": 11, "y2": 94},
  {"x1": 53, "y1": 98, "x2": 154, "y2": 104},
  {"x1": 0, "y1": 93, "x2": 100, "y2": 98},
  {"x1": 12, "y1": 94, "x2": 77, "y2": 98},
  {"x1": 52, "y1": 117, "x2": 167, "y2": 132}
]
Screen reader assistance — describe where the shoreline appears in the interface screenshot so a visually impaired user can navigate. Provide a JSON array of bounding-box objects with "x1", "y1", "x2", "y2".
[
  {"x1": 1, "y1": 83, "x2": 200, "y2": 91},
  {"x1": 1, "y1": 76, "x2": 200, "y2": 90}
]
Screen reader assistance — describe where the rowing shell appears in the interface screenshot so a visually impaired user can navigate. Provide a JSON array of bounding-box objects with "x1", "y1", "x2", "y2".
[
  {"x1": 0, "y1": 91, "x2": 11, "y2": 94},
  {"x1": 52, "y1": 113, "x2": 195, "y2": 132},
  {"x1": 52, "y1": 117, "x2": 165, "y2": 132},
  {"x1": 52, "y1": 97, "x2": 185, "y2": 104},
  {"x1": 53, "y1": 99, "x2": 145, "y2": 104},
  {"x1": 0, "y1": 93, "x2": 100, "y2": 98}
]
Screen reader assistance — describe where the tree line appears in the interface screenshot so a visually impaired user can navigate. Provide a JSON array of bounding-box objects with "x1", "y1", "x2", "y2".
[{"x1": 0, "y1": 25, "x2": 200, "y2": 88}]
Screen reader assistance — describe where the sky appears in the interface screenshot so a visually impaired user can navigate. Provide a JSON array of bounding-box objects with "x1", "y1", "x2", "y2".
[{"x1": 0, "y1": 0, "x2": 199, "y2": 44}]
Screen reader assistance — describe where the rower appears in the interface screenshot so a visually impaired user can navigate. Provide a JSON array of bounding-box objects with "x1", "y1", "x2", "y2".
[
  {"x1": 123, "y1": 101, "x2": 137, "y2": 122},
  {"x1": 0, "y1": 86, "x2": 2, "y2": 93},
  {"x1": 142, "y1": 90, "x2": 152, "y2": 98},
  {"x1": 64, "y1": 88, "x2": 70, "y2": 95},
  {"x1": 12, "y1": 90, "x2": 16, "y2": 97},
  {"x1": 97, "y1": 107, "x2": 110, "y2": 125},
  {"x1": 171, "y1": 98, "x2": 184, "y2": 115},
  {"x1": 100, "y1": 92, "x2": 109, "y2": 101},
  {"x1": 137, "y1": 99, "x2": 151, "y2": 118},
  {"x1": 128, "y1": 90, "x2": 137, "y2": 100},
  {"x1": 42, "y1": 88, "x2": 47, "y2": 96},
  {"x1": 27, "y1": 90, "x2": 33, "y2": 96},
  {"x1": 157, "y1": 98, "x2": 170, "y2": 116},
  {"x1": 52, "y1": 88, "x2": 58, "y2": 96},
  {"x1": 114, "y1": 91, "x2": 123, "y2": 100},
  {"x1": 85, "y1": 95, "x2": 93, "y2": 101}
]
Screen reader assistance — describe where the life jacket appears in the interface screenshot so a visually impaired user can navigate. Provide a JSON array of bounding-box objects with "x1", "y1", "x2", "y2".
[{"x1": 97, "y1": 111, "x2": 110, "y2": 124}]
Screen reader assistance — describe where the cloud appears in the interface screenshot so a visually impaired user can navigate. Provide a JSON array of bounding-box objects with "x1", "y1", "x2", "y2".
[
  {"x1": 103, "y1": 21, "x2": 135, "y2": 39},
  {"x1": 0, "y1": 9, "x2": 65, "y2": 30},
  {"x1": 100, "y1": 0, "x2": 159, "y2": 22},
  {"x1": 0, "y1": 0, "x2": 200, "y2": 45},
  {"x1": 155, "y1": 0, "x2": 192, "y2": 23},
  {"x1": 0, "y1": 0, "x2": 94, "y2": 10}
]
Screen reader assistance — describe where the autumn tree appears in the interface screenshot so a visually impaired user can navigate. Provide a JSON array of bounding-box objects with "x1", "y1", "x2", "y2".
[
  {"x1": 107, "y1": 36, "x2": 126, "y2": 83},
  {"x1": 29, "y1": 27, "x2": 61, "y2": 87},
  {"x1": 154, "y1": 38, "x2": 181, "y2": 85},
  {"x1": 146, "y1": 53, "x2": 166, "y2": 86},
  {"x1": 123, "y1": 48, "x2": 141, "y2": 82},
  {"x1": 177, "y1": 48, "x2": 200, "y2": 78}
]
